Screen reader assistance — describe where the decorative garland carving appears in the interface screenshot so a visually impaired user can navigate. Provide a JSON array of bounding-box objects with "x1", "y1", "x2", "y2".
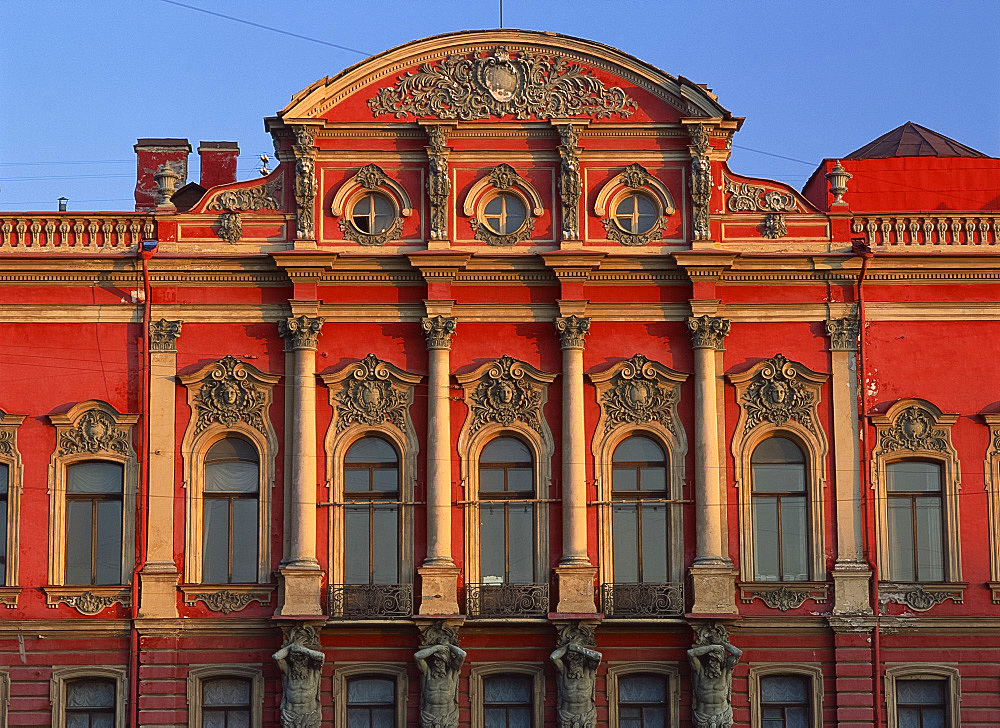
[
  {"x1": 599, "y1": 354, "x2": 678, "y2": 434},
  {"x1": 601, "y1": 215, "x2": 667, "y2": 247},
  {"x1": 50, "y1": 589, "x2": 130, "y2": 615},
  {"x1": 468, "y1": 355, "x2": 544, "y2": 434},
  {"x1": 369, "y1": 47, "x2": 636, "y2": 121},
  {"x1": 689, "y1": 124, "x2": 712, "y2": 241},
  {"x1": 882, "y1": 585, "x2": 962, "y2": 612},
  {"x1": 278, "y1": 315, "x2": 324, "y2": 350},
  {"x1": 471, "y1": 216, "x2": 535, "y2": 246},
  {"x1": 149, "y1": 318, "x2": 182, "y2": 352},
  {"x1": 739, "y1": 354, "x2": 817, "y2": 435},
  {"x1": 723, "y1": 177, "x2": 798, "y2": 213},
  {"x1": 741, "y1": 585, "x2": 820, "y2": 611},
  {"x1": 556, "y1": 124, "x2": 581, "y2": 239},
  {"x1": 217, "y1": 212, "x2": 242, "y2": 244},
  {"x1": 555, "y1": 315, "x2": 590, "y2": 349},
  {"x1": 189, "y1": 589, "x2": 267, "y2": 614},
  {"x1": 191, "y1": 356, "x2": 269, "y2": 435},
  {"x1": 687, "y1": 315, "x2": 730, "y2": 350},
  {"x1": 761, "y1": 212, "x2": 787, "y2": 239},
  {"x1": 333, "y1": 353, "x2": 409, "y2": 431},
  {"x1": 206, "y1": 176, "x2": 283, "y2": 212},
  {"x1": 291, "y1": 125, "x2": 317, "y2": 240},
  {"x1": 422, "y1": 315, "x2": 456, "y2": 350},
  {"x1": 878, "y1": 406, "x2": 950, "y2": 452},
  {"x1": 826, "y1": 316, "x2": 859, "y2": 351},
  {"x1": 58, "y1": 409, "x2": 132, "y2": 456},
  {"x1": 426, "y1": 125, "x2": 450, "y2": 240}
]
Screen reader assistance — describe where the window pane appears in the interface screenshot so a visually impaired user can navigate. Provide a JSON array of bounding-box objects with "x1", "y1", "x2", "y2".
[
  {"x1": 205, "y1": 461, "x2": 258, "y2": 493},
  {"x1": 91, "y1": 715, "x2": 115, "y2": 728},
  {"x1": 346, "y1": 709, "x2": 370, "y2": 728},
  {"x1": 785, "y1": 706, "x2": 809, "y2": 728},
  {"x1": 507, "y1": 505, "x2": 533, "y2": 583},
  {"x1": 348, "y1": 677, "x2": 395, "y2": 704},
  {"x1": 484, "y1": 675, "x2": 531, "y2": 703},
  {"x1": 752, "y1": 463, "x2": 806, "y2": 493},
  {"x1": 640, "y1": 505, "x2": 668, "y2": 583},
  {"x1": 67, "y1": 679, "x2": 115, "y2": 707},
  {"x1": 346, "y1": 437, "x2": 397, "y2": 464},
  {"x1": 619, "y1": 674, "x2": 667, "y2": 703},
  {"x1": 612, "y1": 466, "x2": 638, "y2": 492},
  {"x1": 780, "y1": 496, "x2": 808, "y2": 581},
  {"x1": 231, "y1": 498, "x2": 258, "y2": 583},
  {"x1": 0, "y1": 462, "x2": 8, "y2": 495},
  {"x1": 65, "y1": 499, "x2": 93, "y2": 584},
  {"x1": 613, "y1": 505, "x2": 639, "y2": 583},
  {"x1": 640, "y1": 707, "x2": 666, "y2": 728},
  {"x1": 227, "y1": 711, "x2": 251, "y2": 728},
  {"x1": 345, "y1": 468, "x2": 370, "y2": 493},
  {"x1": 371, "y1": 708, "x2": 395, "y2": 728},
  {"x1": 506, "y1": 467, "x2": 534, "y2": 493},
  {"x1": 481, "y1": 438, "x2": 531, "y2": 465},
  {"x1": 480, "y1": 468, "x2": 505, "y2": 493},
  {"x1": 202, "y1": 499, "x2": 230, "y2": 583},
  {"x1": 613, "y1": 436, "x2": 664, "y2": 464},
  {"x1": 371, "y1": 466, "x2": 399, "y2": 494},
  {"x1": 95, "y1": 499, "x2": 123, "y2": 584},
  {"x1": 507, "y1": 707, "x2": 531, "y2": 728},
  {"x1": 752, "y1": 437, "x2": 805, "y2": 465},
  {"x1": 915, "y1": 496, "x2": 944, "y2": 581},
  {"x1": 887, "y1": 461, "x2": 942, "y2": 493},
  {"x1": 639, "y1": 467, "x2": 666, "y2": 492},
  {"x1": 480, "y1": 505, "x2": 505, "y2": 582},
  {"x1": 345, "y1": 506, "x2": 371, "y2": 583},
  {"x1": 67, "y1": 462, "x2": 123, "y2": 494},
  {"x1": 753, "y1": 497, "x2": 779, "y2": 581},
  {"x1": 0, "y1": 462, "x2": 7, "y2": 582},
  {"x1": 484, "y1": 197, "x2": 503, "y2": 216},
  {"x1": 206, "y1": 437, "x2": 258, "y2": 464},
  {"x1": 897, "y1": 679, "x2": 945, "y2": 705},
  {"x1": 203, "y1": 678, "x2": 251, "y2": 706},
  {"x1": 484, "y1": 708, "x2": 507, "y2": 728},
  {"x1": 372, "y1": 507, "x2": 399, "y2": 583},
  {"x1": 761, "y1": 675, "x2": 808, "y2": 703},
  {"x1": 887, "y1": 498, "x2": 915, "y2": 582}
]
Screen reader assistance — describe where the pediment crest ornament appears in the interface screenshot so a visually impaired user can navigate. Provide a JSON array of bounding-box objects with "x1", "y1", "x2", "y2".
[
  {"x1": 740, "y1": 354, "x2": 817, "y2": 435},
  {"x1": 192, "y1": 356, "x2": 269, "y2": 435},
  {"x1": 58, "y1": 409, "x2": 132, "y2": 456},
  {"x1": 334, "y1": 354, "x2": 410, "y2": 432},
  {"x1": 879, "y1": 406, "x2": 949, "y2": 452},
  {"x1": 600, "y1": 354, "x2": 678, "y2": 434},
  {"x1": 369, "y1": 47, "x2": 637, "y2": 121},
  {"x1": 206, "y1": 175, "x2": 283, "y2": 212},
  {"x1": 469, "y1": 355, "x2": 544, "y2": 434},
  {"x1": 723, "y1": 176, "x2": 799, "y2": 213}
]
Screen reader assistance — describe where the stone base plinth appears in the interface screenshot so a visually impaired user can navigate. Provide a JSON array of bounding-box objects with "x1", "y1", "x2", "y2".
[
  {"x1": 832, "y1": 563, "x2": 873, "y2": 615},
  {"x1": 554, "y1": 564, "x2": 598, "y2": 614},
  {"x1": 138, "y1": 567, "x2": 179, "y2": 619},
  {"x1": 417, "y1": 564, "x2": 461, "y2": 616},
  {"x1": 689, "y1": 563, "x2": 738, "y2": 615},
  {"x1": 276, "y1": 567, "x2": 324, "y2": 617}
]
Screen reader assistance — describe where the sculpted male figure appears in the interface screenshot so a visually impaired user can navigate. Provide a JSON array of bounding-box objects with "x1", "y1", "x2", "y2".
[
  {"x1": 272, "y1": 641, "x2": 324, "y2": 728},
  {"x1": 687, "y1": 640, "x2": 742, "y2": 728},
  {"x1": 415, "y1": 641, "x2": 466, "y2": 728},
  {"x1": 550, "y1": 641, "x2": 602, "y2": 728}
]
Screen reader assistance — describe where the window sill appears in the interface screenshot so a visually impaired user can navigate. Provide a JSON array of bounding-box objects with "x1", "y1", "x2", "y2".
[
  {"x1": 180, "y1": 583, "x2": 275, "y2": 614},
  {"x1": 44, "y1": 585, "x2": 131, "y2": 615},
  {"x1": 0, "y1": 586, "x2": 21, "y2": 608},
  {"x1": 738, "y1": 581, "x2": 829, "y2": 611},
  {"x1": 879, "y1": 581, "x2": 966, "y2": 612}
]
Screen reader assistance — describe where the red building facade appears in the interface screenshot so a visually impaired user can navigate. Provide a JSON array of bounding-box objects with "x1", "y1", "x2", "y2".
[{"x1": 1, "y1": 29, "x2": 999, "y2": 727}]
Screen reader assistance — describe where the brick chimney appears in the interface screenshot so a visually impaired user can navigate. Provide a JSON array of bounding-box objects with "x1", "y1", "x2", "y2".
[
  {"x1": 198, "y1": 141, "x2": 240, "y2": 189},
  {"x1": 134, "y1": 139, "x2": 191, "y2": 212}
]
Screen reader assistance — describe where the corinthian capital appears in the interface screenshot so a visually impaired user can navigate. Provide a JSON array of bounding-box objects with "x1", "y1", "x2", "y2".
[
  {"x1": 149, "y1": 318, "x2": 182, "y2": 352},
  {"x1": 687, "y1": 315, "x2": 730, "y2": 350},
  {"x1": 278, "y1": 315, "x2": 324, "y2": 351},
  {"x1": 555, "y1": 315, "x2": 591, "y2": 349},
  {"x1": 422, "y1": 316, "x2": 456, "y2": 350},
  {"x1": 826, "y1": 316, "x2": 859, "y2": 351}
]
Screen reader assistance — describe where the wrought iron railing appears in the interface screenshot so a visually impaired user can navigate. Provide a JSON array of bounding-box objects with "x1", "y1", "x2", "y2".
[
  {"x1": 328, "y1": 583, "x2": 412, "y2": 619},
  {"x1": 600, "y1": 582, "x2": 684, "y2": 618},
  {"x1": 465, "y1": 582, "x2": 549, "y2": 618}
]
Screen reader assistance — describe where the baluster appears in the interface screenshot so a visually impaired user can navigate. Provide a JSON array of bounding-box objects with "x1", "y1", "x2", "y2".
[
  {"x1": 58, "y1": 221, "x2": 70, "y2": 246},
  {"x1": 72, "y1": 221, "x2": 84, "y2": 247},
  {"x1": 15, "y1": 221, "x2": 26, "y2": 247},
  {"x1": 1, "y1": 221, "x2": 11, "y2": 247},
  {"x1": 866, "y1": 220, "x2": 877, "y2": 246},
  {"x1": 880, "y1": 220, "x2": 891, "y2": 245},
  {"x1": 87, "y1": 221, "x2": 98, "y2": 246},
  {"x1": 950, "y1": 219, "x2": 962, "y2": 244},
  {"x1": 937, "y1": 219, "x2": 948, "y2": 244},
  {"x1": 965, "y1": 219, "x2": 976, "y2": 244},
  {"x1": 29, "y1": 221, "x2": 41, "y2": 247},
  {"x1": 908, "y1": 219, "x2": 919, "y2": 244},
  {"x1": 129, "y1": 220, "x2": 141, "y2": 246},
  {"x1": 44, "y1": 221, "x2": 56, "y2": 247}
]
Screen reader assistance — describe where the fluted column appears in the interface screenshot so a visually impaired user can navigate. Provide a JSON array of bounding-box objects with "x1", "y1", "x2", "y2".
[
  {"x1": 554, "y1": 315, "x2": 597, "y2": 614},
  {"x1": 277, "y1": 314, "x2": 324, "y2": 616},
  {"x1": 687, "y1": 315, "x2": 737, "y2": 615},
  {"x1": 139, "y1": 319, "x2": 182, "y2": 618},
  {"x1": 418, "y1": 315, "x2": 461, "y2": 615}
]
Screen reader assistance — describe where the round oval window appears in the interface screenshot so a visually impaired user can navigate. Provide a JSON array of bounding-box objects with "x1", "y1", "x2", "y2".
[
  {"x1": 350, "y1": 192, "x2": 395, "y2": 234},
  {"x1": 482, "y1": 193, "x2": 527, "y2": 235},
  {"x1": 613, "y1": 192, "x2": 658, "y2": 234}
]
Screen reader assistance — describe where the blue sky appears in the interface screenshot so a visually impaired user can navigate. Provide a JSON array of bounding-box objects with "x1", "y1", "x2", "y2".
[{"x1": 2, "y1": 0, "x2": 997, "y2": 211}]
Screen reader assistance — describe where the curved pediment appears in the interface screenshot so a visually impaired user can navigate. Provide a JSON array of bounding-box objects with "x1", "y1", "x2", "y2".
[{"x1": 276, "y1": 29, "x2": 735, "y2": 125}]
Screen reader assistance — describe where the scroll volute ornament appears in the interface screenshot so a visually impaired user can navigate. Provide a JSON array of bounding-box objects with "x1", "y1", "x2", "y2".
[
  {"x1": 320, "y1": 353, "x2": 420, "y2": 434},
  {"x1": 50, "y1": 401, "x2": 138, "y2": 457},
  {"x1": 589, "y1": 354, "x2": 687, "y2": 436}
]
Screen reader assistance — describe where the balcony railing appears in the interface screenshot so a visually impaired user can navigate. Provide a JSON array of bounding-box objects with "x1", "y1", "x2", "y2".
[
  {"x1": 0, "y1": 214, "x2": 156, "y2": 252},
  {"x1": 328, "y1": 583, "x2": 412, "y2": 619},
  {"x1": 465, "y1": 582, "x2": 549, "y2": 618},
  {"x1": 852, "y1": 213, "x2": 1000, "y2": 247},
  {"x1": 600, "y1": 582, "x2": 684, "y2": 618}
]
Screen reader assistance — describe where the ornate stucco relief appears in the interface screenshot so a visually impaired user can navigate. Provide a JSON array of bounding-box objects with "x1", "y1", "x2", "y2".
[
  {"x1": 594, "y1": 162, "x2": 676, "y2": 247},
  {"x1": 689, "y1": 124, "x2": 712, "y2": 241},
  {"x1": 291, "y1": 125, "x2": 318, "y2": 239},
  {"x1": 723, "y1": 176, "x2": 800, "y2": 213}
]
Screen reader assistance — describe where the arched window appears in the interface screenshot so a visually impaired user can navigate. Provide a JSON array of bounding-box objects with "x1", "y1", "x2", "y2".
[
  {"x1": 65, "y1": 678, "x2": 117, "y2": 728},
  {"x1": 482, "y1": 674, "x2": 534, "y2": 728},
  {"x1": 65, "y1": 462, "x2": 124, "y2": 585},
  {"x1": 203, "y1": 436, "x2": 259, "y2": 584},
  {"x1": 0, "y1": 462, "x2": 8, "y2": 584},
  {"x1": 478, "y1": 437, "x2": 535, "y2": 585},
  {"x1": 344, "y1": 436, "x2": 401, "y2": 585},
  {"x1": 612, "y1": 435, "x2": 669, "y2": 584},
  {"x1": 201, "y1": 677, "x2": 252, "y2": 728},
  {"x1": 886, "y1": 461, "x2": 944, "y2": 583},
  {"x1": 750, "y1": 437, "x2": 809, "y2": 582},
  {"x1": 346, "y1": 675, "x2": 396, "y2": 727}
]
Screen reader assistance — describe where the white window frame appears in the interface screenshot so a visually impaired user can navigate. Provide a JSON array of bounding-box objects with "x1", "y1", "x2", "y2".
[
  {"x1": 50, "y1": 666, "x2": 127, "y2": 728},
  {"x1": 469, "y1": 663, "x2": 545, "y2": 728},
  {"x1": 748, "y1": 663, "x2": 823, "y2": 728},
  {"x1": 885, "y1": 664, "x2": 960, "y2": 728},
  {"x1": 333, "y1": 663, "x2": 408, "y2": 728},
  {"x1": 186, "y1": 664, "x2": 263, "y2": 728},
  {"x1": 606, "y1": 662, "x2": 680, "y2": 728}
]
